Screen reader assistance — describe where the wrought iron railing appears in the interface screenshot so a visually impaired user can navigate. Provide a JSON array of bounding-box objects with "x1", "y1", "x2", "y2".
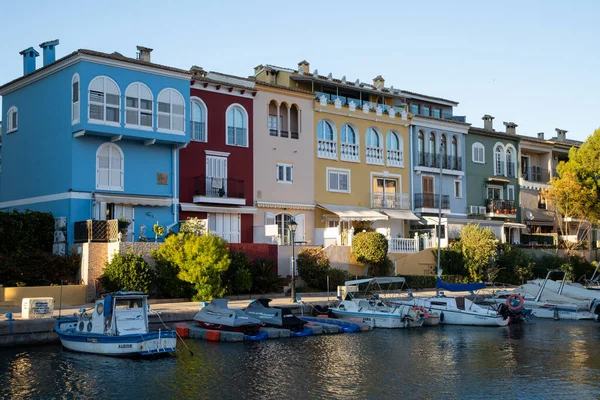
[
  {"x1": 193, "y1": 175, "x2": 245, "y2": 199},
  {"x1": 522, "y1": 166, "x2": 550, "y2": 182},
  {"x1": 414, "y1": 193, "x2": 450, "y2": 209},
  {"x1": 74, "y1": 220, "x2": 119, "y2": 243},
  {"x1": 485, "y1": 199, "x2": 516, "y2": 215},
  {"x1": 417, "y1": 152, "x2": 462, "y2": 171},
  {"x1": 371, "y1": 192, "x2": 410, "y2": 209}
]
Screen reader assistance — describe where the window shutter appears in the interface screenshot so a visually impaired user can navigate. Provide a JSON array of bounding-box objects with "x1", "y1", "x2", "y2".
[
  {"x1": 265, "y1": 212, "x2": 275, "y2": 225},
  {"x1": 294, "y1": 213, "x2": 305, "y2": 242},
  {"x1": 286, "y1": 166, "x2": 293, "y2": 182}
]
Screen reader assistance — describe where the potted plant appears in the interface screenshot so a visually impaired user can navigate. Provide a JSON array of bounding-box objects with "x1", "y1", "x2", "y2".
[
  {"x1": 503, "y1": 209, "x2": 508, "y2": 215},
  {"x1": 510, "y1": 209, "x2": 516, "y2": 215},
  {"x1": 118, "y1": 216, "x2": 130, "y2": 234}
]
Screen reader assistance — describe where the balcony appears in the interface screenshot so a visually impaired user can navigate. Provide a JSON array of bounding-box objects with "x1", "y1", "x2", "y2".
[
  {"x1": 314, "y1": 92, "x2": 406, "y2": 116},
  {"x1": 386, "y1": 149, "x2": 403, "y2": 167},
  {"x1": 417, "y1": 152, "x2": 462, "y2": 171},
  {"x1": 340, "y1": 142, "x2": 359, "y2": 162},
  {"x1": 414, "y1": 193, "x2": 450, "y2": 210},
  {"x1": 74, "y1": 220, "x2": 119, "y2": 243},
  {"x1": 366, "y1": 146, "x2": 384, "y2": 165},
  {"x1": 521, "y1": 166, "x2": 550, "y2": 183},
  {"x1": 193, "y1": 175, "x2": 246, "y2": 205},
  {"x1": 388, "y1": 237, "x2": 419, "y2": 253},
  {"x1": 371, "y1": 192, "x2": 410, "y2": 209},
  {"x1": 485, "y1": 199, "x2": 517, "y2": 217},
  {"x1": 317, "y1": 139, "x2": 337, "y2": 159}
]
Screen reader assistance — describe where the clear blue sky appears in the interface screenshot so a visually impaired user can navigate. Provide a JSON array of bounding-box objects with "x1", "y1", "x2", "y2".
[{"x1": 2, "y1": 0, "x2": 598, "y2": 142}]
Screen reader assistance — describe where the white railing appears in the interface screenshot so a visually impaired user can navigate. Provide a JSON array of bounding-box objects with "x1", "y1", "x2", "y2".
[
  {"x1": 387, "y1": 149, "x2": 403, "y2": 167},
  {"x1": 366, "y1": 146, "x2": 384, "y2": 165},
  {"x1": 340, "y1": 143, "x2": 360, "y2": 162},
  {"x1": 317, "y1": 139, "x2": 337, "y2": 159},
  {"x1": 371, "y1": 192, "x2": 410, "y2": 209},
  {"x1": 389, "y1": 238, "x2": 419, "y2": 253}
]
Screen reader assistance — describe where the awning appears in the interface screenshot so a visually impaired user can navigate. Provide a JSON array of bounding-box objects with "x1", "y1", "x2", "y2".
[
  {"x1": 317, "y1": 203, "x2": 387, "y2": 221},
  {"x1": 383, "y1": 210, "x2": 420, "y2": 221},
  {"x1": 504, "y1": 222, "x2": 526, "y2": 229},
  {"x1": 94, "y1": 193, "x2": 173, "y2": 207},
  {"x1": 486, "y1": 177, "x2": 510, "y2": 184},
  {"x1": 523, "y1": 208, "x2": 555, "y2": 225},
  {"x1": 525, "y1": 220, "x2": 555, "y2": 227},
  {"x1": 180, "y1": 203, "x2": 257, "y2": 214},
  {"x1": 255, "y1": 200, "x2": 315, "y2": 210}
]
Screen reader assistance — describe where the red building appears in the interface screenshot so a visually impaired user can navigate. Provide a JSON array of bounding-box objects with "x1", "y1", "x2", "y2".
[{"x1": 179, "y1": 69, "x2": 256, "y2": 243}]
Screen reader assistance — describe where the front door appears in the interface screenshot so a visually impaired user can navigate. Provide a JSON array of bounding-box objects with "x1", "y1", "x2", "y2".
[
  {"x1": 113, "y1": 204, "x2": 134, "y2": 242},
  {"x1": 422, "y1": 176, "x2": 434, "y2": 208},
  {"x1": 206, "y1": 156, "x2": 228, "y2": 197}
]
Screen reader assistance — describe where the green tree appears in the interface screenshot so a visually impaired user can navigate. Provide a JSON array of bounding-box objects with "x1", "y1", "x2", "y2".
[
  {"x1": 222, "y1": 251, "x2": 253, "y2": 295},
  {"x1": 100, "y1": 252, "x2": 155, "y2": 293},
  {"x1": 495, "y1": 244, "x2": 535, "y2": 284},
  {"x1": 153, "y1": 232, "x2": 230, "y2": 301},
  {"x1": 352, "y1": 232, "x2": 388, "y2": 264},
  {"x1": 459, "y1": 223, "x2": 497, "y2": 282}
]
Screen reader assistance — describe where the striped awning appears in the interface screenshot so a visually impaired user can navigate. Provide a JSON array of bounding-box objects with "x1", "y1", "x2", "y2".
[{"x1": 317, "y1": 204, "x2": 387, "y2": 221}]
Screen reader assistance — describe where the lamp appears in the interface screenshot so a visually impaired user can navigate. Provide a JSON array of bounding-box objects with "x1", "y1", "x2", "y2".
[{"x1": 289, "y1": 218, "x2": 298, "y2": 303}]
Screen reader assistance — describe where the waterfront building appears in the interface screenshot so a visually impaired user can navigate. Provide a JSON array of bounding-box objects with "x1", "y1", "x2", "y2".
[
  {"x1": 255, "y1": 61, "x2": 418, "y2": 253},
  {"x1": 251, "y1": 68, "x2": 315, "y2": 247},
  {"x1": 0, "y1": 42, "x2": 191, "y2": 248},
  {"x1": 464, "y1": 116, "x2": 522, "y2": 243},
  {"x1": 178, "y1": 68, "x2": 256, "y2": 243},
  {"x1": 407, "y1": 92, "x2": 470, "y2": 248}
]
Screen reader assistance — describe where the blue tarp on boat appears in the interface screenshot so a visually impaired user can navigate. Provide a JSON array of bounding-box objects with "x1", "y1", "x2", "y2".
[{"x1": 436, "y1": 278, "x2": 485, "y2": 292}]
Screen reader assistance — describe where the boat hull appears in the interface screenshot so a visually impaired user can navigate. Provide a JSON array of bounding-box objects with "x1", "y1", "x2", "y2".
[
  {"x1": 482, "y1": 298, "x2": 596, "y2": 320},
  {"x1": 195, "y1": 320, "x2": 261, "y2": 334},
  {"x1": 436, "y1": 308, "x2": 509, "y2": 326},
  {"x1": 331, "y1": 310, "x2": 409, "y2": 329}
]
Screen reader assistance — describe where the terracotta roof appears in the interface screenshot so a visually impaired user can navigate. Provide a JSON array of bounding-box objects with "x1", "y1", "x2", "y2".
[
  {"x1": 0, "y1": 48, "x2": 190, "y2": 92},
  {"x1": 254, "y1": 81, "x2": 314, "y2": 95}
]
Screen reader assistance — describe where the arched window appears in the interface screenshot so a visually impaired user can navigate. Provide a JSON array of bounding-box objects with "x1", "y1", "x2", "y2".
[
  {"x1": 340, "y1": 124, "x2": 357, "y2": 144},
  {"x1": 317, "y1": 120, "x2": 336, "y2": 159},
  {"x1": 340, "y1": 124, "x2": 358, "y2": 162},
  {"x1": 506, "y1": 147, "x2": 514, "y2": 177},
  {"x1": 366, "y1": 128, "x2": 383, "y2": 165},
  {"x1": 472, "y1": 142, "x2": 485, "y2": 163},
  {"x1": 494, "y1": 145, "x2": 504, "y2": 176},
  {"x1": 451, "y1": 136, "x2": 458, "y2": 170},
  {"x1": 125, "y1": 82, "x2": 153, "y2": 128},
  {"x1": 275, "y1": 213, "x2": 293, "y2": 245},
  {"x1": 290, "y1": 104, "x2": 300, "y2": 139},
  {"x1": 418, "y1": 130, "x2": 425, "y2": 165},
  {"x1": 366, "y1": 128, "x2": 381, "y2": 148},
  {"x1": 72, "y1": 74, "x2": 80, "y2": 124},
  {"x1": 6, "y1": 106, "x2": 18, "y2": 133},
  {"x1": 226, "y1": 104, "x2": 248, "y2": 146},
  {"x1": 386, "y1": 131, "x2": 400, "y2": 150},
  {"x1": 96, "y1": 143, "x2": 124, "y2": 191},
  {"x1": 268, "y1": 100, "x2": 279, "y2": 136},
  {"x1": 429, "y1": 132, "x2": 437, "y2": 167},
  {"x1": 317, "y1": 120, "x2": 334, "y2": 141},
  {"x1": 157, "y1": 88, "x2": 185, "y2": 133},
  {"x1": 89, "y1": 76, "x2": 120, "y2": 124},
  {"x1": 191, "y1": 98, "x2": 207, "y2": 142},
  {"x1": 441, "y1": 134, "x2": 447, "y2": 168},
  {"x1": 386, "y1": 131, "x2": 403, "y2": 167}
]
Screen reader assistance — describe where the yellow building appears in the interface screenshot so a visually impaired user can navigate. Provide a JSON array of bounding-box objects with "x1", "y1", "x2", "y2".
[{"x1": 254, "y1": 61, "x2": 419, "y2": 252}]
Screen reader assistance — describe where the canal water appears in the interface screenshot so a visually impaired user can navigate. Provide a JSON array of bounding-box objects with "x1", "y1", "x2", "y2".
[{"x1": 1, "y1": 319, "x2": 599, "y2": 399}]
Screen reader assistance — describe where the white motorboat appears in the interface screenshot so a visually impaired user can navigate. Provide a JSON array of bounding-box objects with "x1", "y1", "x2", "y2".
[
  {"x1": 529, "y1": 276, "x2": 600, "y2": 314},
  {"x1": 55, "y1": 291, "x2": 177, "y2": 356},
  {"x1": 331, "y1": 277, "x2": 424, "y2": 328}
]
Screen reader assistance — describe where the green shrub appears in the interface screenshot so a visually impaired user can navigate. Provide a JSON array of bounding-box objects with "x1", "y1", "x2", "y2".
[
  {"x1": 435, "y1": 242, "x2": 466, "y2": 276},
  {"x1": 352, "y1": 232, "x2": 388, "y2": 265},
  {"x1": 0, "y1": 251, "x2": 80, "y2": 287},
  {"x1": 0, "y1": 210, "x2": 54, "y2": 254},
  {"x1": 297, "y1": 247, "x2": 330, "y2": 289},
  {"x1": 495, "y1": 244, "x2": 535, "y2": 284},
  {"x1": 368, "y1": 256, "x2": 394, "y2": 277},
  {"x1": 222, "y1": 251, "x2": 253, "y2": 295},
  {"x1": 100, "y1": 252, "x2": 155, "y2": 293},
  {"x1": 153, "y1": 257, "x2": 195, "y2": 299},
  {"x1": 249, "y1": 259, "x2": 280, "y2": 294},
  {"x1": 324, "y1": 268, "x2": 353, "y2": 290}
]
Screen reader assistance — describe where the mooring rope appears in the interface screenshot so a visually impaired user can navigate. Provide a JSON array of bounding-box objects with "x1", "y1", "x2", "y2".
[{"x1": 150, "y1": 309, "x2": 194, "y2": 356}]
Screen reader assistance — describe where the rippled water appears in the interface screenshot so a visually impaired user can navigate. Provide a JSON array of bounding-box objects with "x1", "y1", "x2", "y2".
[{"x1": 1, "y1": 320, "x2": 600, "y2": 399}]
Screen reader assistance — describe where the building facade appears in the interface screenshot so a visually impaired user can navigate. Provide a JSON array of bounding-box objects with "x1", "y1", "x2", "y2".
[
  {"x1": 0, "y1": 42, "x2": 190, "y2": 248},
  {"x1": 178, "y1": 69, "x2": 256, "y2": 243}
]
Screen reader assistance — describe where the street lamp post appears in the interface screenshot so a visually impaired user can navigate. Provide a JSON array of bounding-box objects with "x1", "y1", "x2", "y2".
[{"x1": 289, "y1": 218, "x2": 298, "y2": 303}]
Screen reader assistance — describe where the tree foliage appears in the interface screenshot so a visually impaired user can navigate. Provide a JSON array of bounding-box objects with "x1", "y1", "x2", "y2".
[
  {"x1": 248, "y1": 259, "x2": 280, "y2": 294},
  {"x1": 153, "y1": 232, "x2": 230, "y2": 301},
  {"x1": 459, "y1": 223, "x2": 498, "y2": 281},
  {"x1": 495, "y1": 244, "x2": 535, "y2": 284},
  {"x1": 100, "y1": 252, "x2": 155, "y2": 293},
  {"x1": 179, "y1": 217, "x2": 205, "y2": 236},
  {"x1": 0, "y1": 210, "x2": 54, "y2": 254},
  {"x1": 352, "y1": 232, "x2": 388, "y2": 265}
]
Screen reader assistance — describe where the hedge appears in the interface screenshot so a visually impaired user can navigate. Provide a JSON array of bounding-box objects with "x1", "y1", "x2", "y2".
[{"x1": 0, "y1": 210, "x2": 54, "y2": 254}]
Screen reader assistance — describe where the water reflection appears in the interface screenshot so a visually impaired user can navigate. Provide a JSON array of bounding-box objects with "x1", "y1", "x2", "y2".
[{"x1": 1, "y1": 320, "x2": 600, "y2": 399}]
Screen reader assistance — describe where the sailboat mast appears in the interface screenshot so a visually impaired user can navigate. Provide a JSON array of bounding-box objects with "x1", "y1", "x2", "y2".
[{"x1": 436, "y1": 144, "x2": 443, "y2": 296}]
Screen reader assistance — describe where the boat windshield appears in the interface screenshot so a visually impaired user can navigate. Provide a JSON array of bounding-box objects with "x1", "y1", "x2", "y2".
[{"x1": 115, "y1": 298, "x2": 144, "y2": 309}]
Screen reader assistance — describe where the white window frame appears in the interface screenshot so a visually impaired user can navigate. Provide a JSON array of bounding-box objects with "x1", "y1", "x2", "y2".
[
  {"x1": 454, "y1": 180, "x2": 462, "y2": 198},
  {"x1": 6, "y1": 106, "x2": 18, "y2": 133},
  {"x1": 225, "y1": 103, "x2": 249, "y2": 147},
  {"x1": 88, "y1": 76, "x2": 121, "y2": 126},
  {"x1": 326, "y1": 167, "x2": 351, "y2": 193},
  {"x1": 276, "y1": 163, "x2": 293, "y2": 184},
  {"x1": 507, "y1": 185, "x2": 515, "y2": 201},
  {"x1": 72, "y1": 74, "x2": 80, "y2": 125},
  {"x1": 96, "y1": 143, "x2": 124, "y2": 191},
  {"x1": 125, "y1": 82, "x2": 154, "y2": 130},
  {"x1": 486, "y1": 184, "x2": 503, "y2": 200},
  {"x1": 157, "y1": 88, "x2": 185, "y2": 134},
  {"x1": 191, "y1": 97, "x2": 208, "y2": 142},
  {"x1": 472, "y1": 142, "x2": 485, "y2": 164},
  {"x1": 494, "y1": 145, "x2": 505, "y2": 176},
  {"x1": 505, "y1": 144, "x2": 517, "y2": 178}
]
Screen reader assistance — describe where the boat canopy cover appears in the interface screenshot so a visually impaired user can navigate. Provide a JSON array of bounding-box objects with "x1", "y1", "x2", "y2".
[
  {"x1": 436, "y1": 278, "x2": 485, "y2": 292},
  {"x1": 103, "y1": 295, "x2": 112, "y2": 317},
  {"x1": 345, "y1": 277, "x2": 406, "y2": 286}
]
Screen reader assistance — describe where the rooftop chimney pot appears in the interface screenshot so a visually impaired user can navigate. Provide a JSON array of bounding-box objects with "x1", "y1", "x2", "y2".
[
  {"x1": 482, "y1": 114, "x2": 494, "y2": 130},
  {"x1": 556, "y1": 128, "x2": 567, "y2": 142},
  {"x1": 136, "y1": 45, "x2": 153, "y2": 63},
  {"x1": 298, "y1": 60, "x2": 309, "y2": 74},
  {"x1": 503, "y1": 121, "x2": 518, "y2": 135},
  {"x1": 19, "y1": 47, "x2": 39, "y2": 76},
  {"x1": 537, "y1": 132, "x2": 545, "y2": 140},
  {"x1": 39, "y1": 39, "x2": 59, "y2": 67}
]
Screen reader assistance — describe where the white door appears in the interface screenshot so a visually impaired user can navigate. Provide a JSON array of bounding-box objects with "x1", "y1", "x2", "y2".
[
  {"x1": 294, "y1": 213, "x2": 305, "y2": 243},
  {"x1": 206, "y1": 156, "x2": 228, "y2": 197},
  {"x1": 208, "y1": 213, "x2": 241, "y2": 243},
  {"x1": 113, "y1": 204, "x2": 134, "y2": 242}
]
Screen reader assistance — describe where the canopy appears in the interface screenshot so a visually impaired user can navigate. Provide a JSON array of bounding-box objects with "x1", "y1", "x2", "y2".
[
  {"x1": 317, "y1": 204, "x2": 387, "y2": 221},
  {"x1": 436, "y1": 278, "x2": 485, "y2": 292},
  {"x1": 383, "y1": 210, "x2": 420, "y2": 221},
  {"x1": 94, "y1": 193, "x2": 172, "y2": 207},
  {"x1": 345, "y1": 277, "x2": 406, "y2": 286},
  {"x1": 504, "y1": 222, "x2": 526, "y2": 229},
  {"x1": 180, "y1": 203, "x2": 257, "y2": 214}
]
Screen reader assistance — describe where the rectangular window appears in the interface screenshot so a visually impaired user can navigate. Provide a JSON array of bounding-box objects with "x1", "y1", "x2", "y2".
[
  {"x1": 327, "y1": 169, "x2": 350, "y2": 193},
  {"x1": 268, "y1": 115, "x2": 278, "y2": 136},
  {"x1": 507, "y1": 185, "x2": 515, "y2": 201},
  {"x1": 454, "y1": 180, "x2": 462, "y2": 198},
  {"x1": 276, "y1": 163, "x2": 293, "y2": 183},
  {"x1": 432, "y1": 109, "x2": 441, "y2": 118},
  {"x1": 422, "y1": 106, "x2": 430, "y2": 117},
  {"x1": 410, "y1": 104, "x2": 419, "y2": 114},
  {"x1": 473, "y1": 147, "x2": 484, "y2": 163},
  {"x1": 487, "y1": 186, "x2": 502, "y2": 199}
]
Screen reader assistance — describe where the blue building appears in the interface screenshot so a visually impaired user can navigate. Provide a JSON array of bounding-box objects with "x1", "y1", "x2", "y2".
[
  {"x1": 405, "y1": 92, "x2": 471, "y2": 248},
  {"x1": 0, "y1": 41, "x2": 191, "y2": 248}
]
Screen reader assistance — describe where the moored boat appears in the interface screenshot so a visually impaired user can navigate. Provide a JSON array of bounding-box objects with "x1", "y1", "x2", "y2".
[
  {"x1": 55, "y1": 291, "x2": 177, "y2": 356},
  {"x1": 194, "y1": 299, "x2": 262, "y2": 335},
  {"x1": 244, "y1": 298, "x2": 307, "y2": 331}
]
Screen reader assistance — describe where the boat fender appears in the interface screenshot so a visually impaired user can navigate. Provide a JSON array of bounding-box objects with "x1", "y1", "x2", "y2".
[
  {"x1": 506, "y1": 294, "x2": 525, "y2": 311},
  {"x1": 87, "y1": 321, "x2": 93, "y2": 332},
  {"x1": 439, "y1": 312, "x2": 444, "y2": 322},
  {"x1": 78, "y1": 321, "x2": 84, "y2": 332}
]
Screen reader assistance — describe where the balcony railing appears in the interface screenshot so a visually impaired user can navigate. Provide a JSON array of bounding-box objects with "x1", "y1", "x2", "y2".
[
  {"x1": 417, "y1": 152, "x2": 462, "y2": 171},
  {"x1": 194, "y1": 175, "x2": 244, "y2": 199},
  {"x1": 314, "y1": 92, "x2": 406, "y2": 115},
  {"x1": 418, "y1": 151, "x2": 439, "y2": 168},
  {"x1": 317, "y1": 139, "x2": 337, "y2": 159},
  {"x1": 389, "y1": 238, "x2": 419, "y2": 253},
  {"x1": 74, "y1": 220, "x2": 119, "y2": 243},
  {"x1": 522, "y1": 166, "x2": 550, "y2": 182},
  {"x1": 366, "y1": 146, "x2": 384, "y2": 165},
  {"x1": 486, "y1": 199, "x2": 516, "y2": 215},
  {"x1": 387, "y1": 149, "x2": 403, "y2": 167},
  {"x1": 371, "y1": 192, "x2": 410, "y2": 209},
  {"x1": 415, "y1": 193, "x2": 450, "y2": 209},
  {"x1": 341, "y1": 142, "x2": 360, "y2": 162}
]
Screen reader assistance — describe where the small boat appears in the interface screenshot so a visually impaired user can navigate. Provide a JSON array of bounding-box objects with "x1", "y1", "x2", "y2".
[
  {"x1": 331, "y1": 277, "x2": 424, "y2": 328},
  {"x1": 529, "y1": 275, "x2": 600, "y2": 315},
  {"x1": 193, "y1": 299, "x2": 262, "y2": 335},
  {"x1": 244, "y1": 298, "x2": 307, "y2": 331},
  {"x1": 55, "y1": 291, "x2": 177, "y2": 356}
]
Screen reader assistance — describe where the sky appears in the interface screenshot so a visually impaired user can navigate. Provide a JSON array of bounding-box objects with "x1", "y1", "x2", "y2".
[{"x1": 1, "y1": 0, "x2": 599, "y2": 142}]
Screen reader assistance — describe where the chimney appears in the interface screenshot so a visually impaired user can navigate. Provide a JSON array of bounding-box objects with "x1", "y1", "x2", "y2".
[
  {"x1": 503, "y1": 121, "x2": 518, "y2": 135},
  {"x1": 190, "y1": 65, "x2": 206, "y2": 78},
  {"x1": 556, "y1": 128, "x2": 567, "y2": 142},
  {"x1": 482, "y1": 114, "x2": 494, "y2": 130},
  {"x1": 298, "y1": 60, "x2": 310, "y2": 74},
  {"x1": 39, "y1": 39, "x2": 59, "y2": 66},
  {"x1": 537, "y1": 132, "x2": 545, "y2": 140},
  {"x1": 19, "y1": 47, "x2": 39, "y2": 75},
  {"x1": 136, "y1": 46, "x2": 153, "y2": 62},
  {"x1": 373, "y1": 75, "x2": 385, "y2": 88}
]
